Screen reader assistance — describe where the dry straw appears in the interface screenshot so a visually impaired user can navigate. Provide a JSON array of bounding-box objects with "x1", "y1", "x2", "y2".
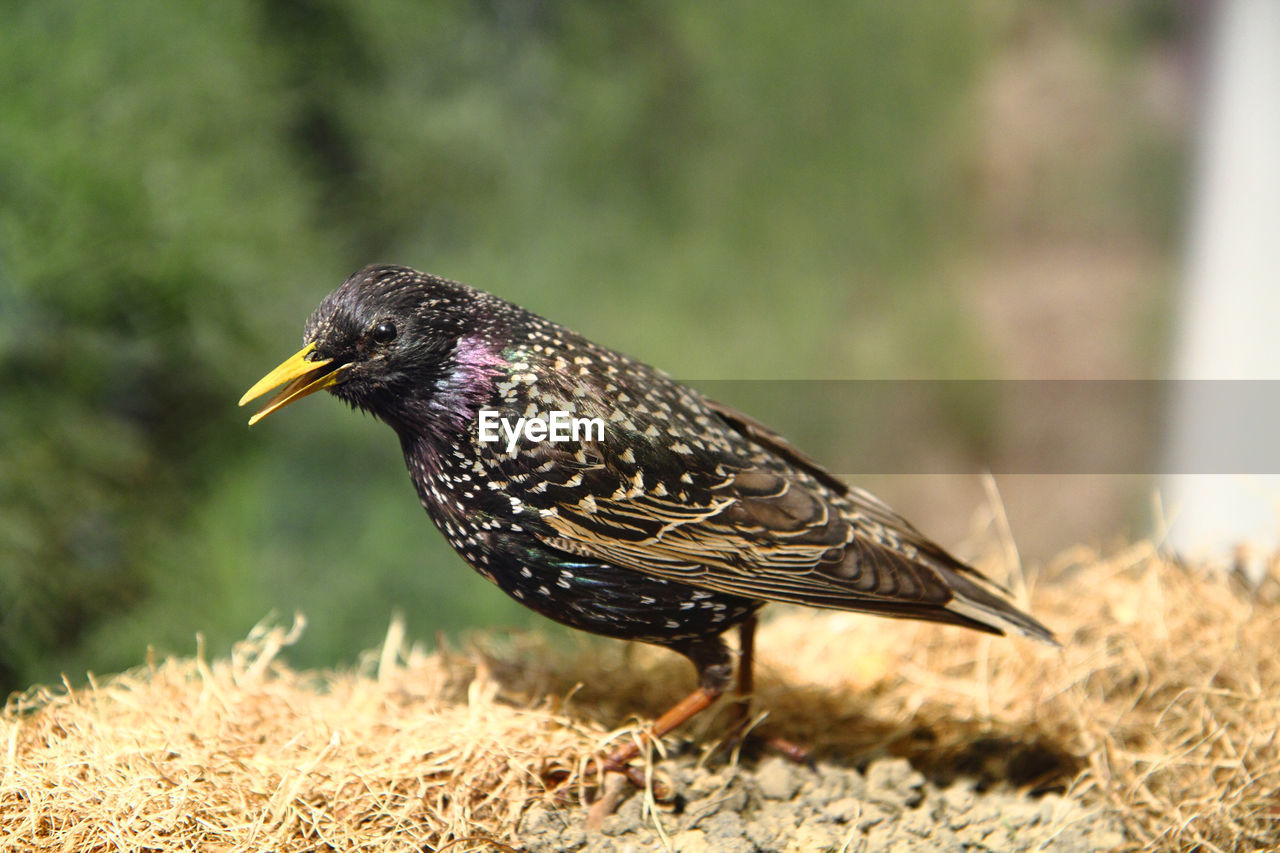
[{"x1": 2, "y1": 542, "x2": 1277, "y2": 851}]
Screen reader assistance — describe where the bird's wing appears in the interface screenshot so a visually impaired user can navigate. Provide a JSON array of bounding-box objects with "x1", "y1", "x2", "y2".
[{"x1": 519, "y1": 396, "x2": 1055, "y2": 643}]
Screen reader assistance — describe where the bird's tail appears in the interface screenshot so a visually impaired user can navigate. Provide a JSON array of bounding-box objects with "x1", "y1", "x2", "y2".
[{"x1": 941, "y1": 566, "x2": 1060, "y2": 647}]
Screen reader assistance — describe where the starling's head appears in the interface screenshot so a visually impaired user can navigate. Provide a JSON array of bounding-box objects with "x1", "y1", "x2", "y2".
[{"x1": 240, "y1": 265, "x2": 506, "y2": 432}]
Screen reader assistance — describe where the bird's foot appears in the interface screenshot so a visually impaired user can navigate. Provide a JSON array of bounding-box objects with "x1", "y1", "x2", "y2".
[
  {"x1": 591, "y1": 752, "x2": 674, "y2": 801},
  {"x1": 542, "y1": 750, "x2": 677, "y2": 809},
  {"x1": 716, "y1": 696, "x2": 813, "y2": 766},
  {"x1": 584, "y1": 772, "x2": 631, "y2": 830},
  {"x1": 542, "y1": 683, "x2": 724, "y2": 821},
  {"x1": 760, "y1": 734, "x2": 813, "y2": 764}
]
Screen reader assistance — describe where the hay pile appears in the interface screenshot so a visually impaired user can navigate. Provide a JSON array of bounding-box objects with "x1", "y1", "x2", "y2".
[{"x1": 2, "y1": 543, "x2": 1277, "y2": 851}]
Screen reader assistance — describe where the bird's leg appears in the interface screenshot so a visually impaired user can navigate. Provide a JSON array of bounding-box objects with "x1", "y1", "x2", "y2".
[
  {"x1": 548, "y1": 685, "x2": 725, "y2": 801},
  {"x1": 730, "y1": 614, "x2": 757, "y2": 728},
  {"x1": 595, "y1": 638, "x2": 732, "y2": 784},
  {"x1": 720, "y1": 615, "x2": 811, "y2": 765},
  {"x1": 597, "y1": 686, "x2": 722, "y2": 775},
  {"x1": 719, "y1": 616, "x2": 759, "y2": 752}
]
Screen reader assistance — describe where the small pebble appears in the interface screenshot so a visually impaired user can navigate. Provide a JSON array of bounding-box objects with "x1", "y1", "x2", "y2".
[
  {"x1": 669, "y1": 828, "x2": 710, "y2": 853},
  {"x1": 899, "y1": 808, "x2": 933, "y2": 836},
  {"x1": 1038, "y1": 791, "x2": 1065, "y2": 824},
  {"x1": 697, "y1": 809, "x2": 745, "y2": 840},
  {"x1": 791, "y1": 822, "x2": 843, "y2": 851},
  {"x1": 941, "y1": 779, "x2": 975, "y2": 814},
  {"x1": 744, "y1": 813, "x2": 785, "y2": 852},
  {"x1": 865, "y1": 757, "x2": 926, "y2": 809},
  {"x1": 927, "y1": 826, "x2": 968, "y2": 853},
  {"x1": 820, "y1": 796, "x2": 862, "y2": 823},
  {"x1": 866, "y1": 757, "x2": 925, "y2": 793},
  {"x1": 755, "y1": 755, "x2": 803, "y2": 800},
  {"x1": 856, "y1": 802, "x2": 890, "y2": 831}
]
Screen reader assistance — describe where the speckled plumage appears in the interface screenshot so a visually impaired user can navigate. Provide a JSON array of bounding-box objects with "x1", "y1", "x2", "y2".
[{"x1": 245, "y1": 264, "x2": 1055, "y2": 766}]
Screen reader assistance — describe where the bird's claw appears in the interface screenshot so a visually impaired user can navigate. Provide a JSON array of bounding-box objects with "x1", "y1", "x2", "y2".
[{"x1": 542, "y1": 752, "x2": 677, "y2": 810}]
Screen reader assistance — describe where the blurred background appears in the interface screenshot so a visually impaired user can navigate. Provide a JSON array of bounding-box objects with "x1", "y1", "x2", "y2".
[{"x1": 0, "y1": 1, "x2": 1208, "y2": 693}]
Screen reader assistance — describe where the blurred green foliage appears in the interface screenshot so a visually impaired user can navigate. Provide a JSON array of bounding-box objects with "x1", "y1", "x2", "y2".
[{"x1": 0, "y1": 1, "x2": 1184, "y2": 692}]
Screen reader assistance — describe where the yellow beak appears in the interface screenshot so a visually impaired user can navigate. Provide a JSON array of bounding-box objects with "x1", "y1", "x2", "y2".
[{"x1": 239, "y1": 342, "x2": 350, "y2": 425}]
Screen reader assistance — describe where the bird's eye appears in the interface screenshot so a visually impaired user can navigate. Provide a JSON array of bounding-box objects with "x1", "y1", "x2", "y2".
[{"x1": 371, "y1": 321, "x2": 397, "y2": 344}]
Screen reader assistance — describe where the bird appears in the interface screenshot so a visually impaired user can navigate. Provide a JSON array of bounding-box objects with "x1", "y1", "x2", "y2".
[{"x1": 240, "y1": 264, "x2": 1056, "y2": 788}]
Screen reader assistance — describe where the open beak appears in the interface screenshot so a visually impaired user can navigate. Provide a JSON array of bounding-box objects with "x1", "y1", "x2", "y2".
[{"x1": 239, "y1": 342, "x2": 350, "y2": 425}]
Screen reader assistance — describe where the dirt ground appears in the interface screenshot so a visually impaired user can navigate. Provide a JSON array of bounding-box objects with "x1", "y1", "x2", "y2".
[{"x1": 2, "y1": 540, "x2": 1276, "y2": 852}]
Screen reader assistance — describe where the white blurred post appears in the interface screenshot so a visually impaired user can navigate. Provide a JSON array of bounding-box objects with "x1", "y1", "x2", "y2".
[{"x1": 1163, "y1": 0, "x2": 1280, "y2": 578}]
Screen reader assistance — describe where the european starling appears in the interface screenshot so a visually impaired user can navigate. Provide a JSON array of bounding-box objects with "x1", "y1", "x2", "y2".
[{"x1": 240, "y1": 264, "x2": 1055, "y2": 783}]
